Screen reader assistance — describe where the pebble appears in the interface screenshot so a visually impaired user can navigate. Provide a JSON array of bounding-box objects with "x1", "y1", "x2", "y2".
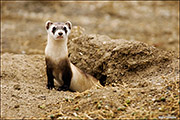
[
  {"x1": 103, "y1": 96, "x2": 107, "y2": 99},
  {"x1": 75, "y1": 107, "x2": 79, "y2": 111},
  {"x1": 79, "y1": 52, "x2": 83, "y2": 56},
  {"x1": 21, "y1": 51, "x2": 26, "y2": 54},
  {"x1": 73, "y1": 112, "x2": 78, "y2": 117},
  {"x1": 113, "y1": 90, "x2": 117, "y2": 92},
  {"x1": 14, "y1": 105, "x2": 20, "y2": 108},
  {"x1": 159, "y1": 107, "x2": 165, "y2": 112},
  {"x1": 13, "y1": 84, "x2": 21, "y2": 90},
  {"x1": 117, "y1": 107, "x2": 126, "y2": 111},
  {"x1": 160, "y1": 97, "x2": 166, "y2": 102},
  {"x1": 103, "y1": 41, "x2": 107, "y2": 44},
  {"x1": 105, "y1": 105, "x2": 109, "y2": 109}
]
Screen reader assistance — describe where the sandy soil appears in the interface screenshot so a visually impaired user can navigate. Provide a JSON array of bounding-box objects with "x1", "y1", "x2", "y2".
[
  {"x1": 1, "y1": 1, "x2": 179, "y2": 119},
  {"x1": 1, "y1": 33, "x2": 179, "y2": 119}
]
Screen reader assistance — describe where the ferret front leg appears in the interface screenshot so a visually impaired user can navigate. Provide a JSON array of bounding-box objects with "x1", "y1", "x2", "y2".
[
  {"x1": 57, "y1": 77, "x2": 70, "y2": 91},
  {"x1": 57, "y1": 85, "x2": 69, "y2": 91},
  {"x1": 57, "y1": 67, "x2": 72, "y2": 91},
  {"x1": 46, "y1": 66, "x2": 55, "y2": 90}
]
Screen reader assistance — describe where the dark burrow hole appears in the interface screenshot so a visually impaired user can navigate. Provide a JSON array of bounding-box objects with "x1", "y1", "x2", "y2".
[{"x1": 94, "y1": 73, "x2": 107, "y2": 86}]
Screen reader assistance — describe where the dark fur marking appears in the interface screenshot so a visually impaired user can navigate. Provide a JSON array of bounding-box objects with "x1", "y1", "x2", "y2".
[
  {"x1": 50, "y1": 22, "x2": 69, "y2": 35},
  {"x1": 46, "y1": 22, "x2": 52, "y2": 30},
  {"x1": 65, "y1": 22, "x2": 71, "y2": 30},
  {"x1": 45, "y1": 58, "x2": 55, "y2": 89},
  {"x1": 52, "y1": 27, "x2": 57, "y2": 34},
  {"x1": 46, "y1": 25, "x2": 49, "y2": 30},
  {"x1": 45, "y1": 57, "x2": 72, "y2": 91},
  {"x1": 63, "y1": 26, "x2": 68, "y2": 34},
  {"x1": 58, "y1": 58, "x2": 72, "y2": 91}
]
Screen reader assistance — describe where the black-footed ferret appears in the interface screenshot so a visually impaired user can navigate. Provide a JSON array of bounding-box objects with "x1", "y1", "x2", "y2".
[{"x1": 45, "y1": 20, "x2": 102, "y2": 92}]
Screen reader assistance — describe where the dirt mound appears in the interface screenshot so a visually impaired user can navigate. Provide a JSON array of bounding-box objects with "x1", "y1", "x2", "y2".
[
  {"x1": 68, "y1": 34, "x2": 178, "y2": 86},
  {"x1": 1, "y1": 32, "x2": 179, "y2": 119}
]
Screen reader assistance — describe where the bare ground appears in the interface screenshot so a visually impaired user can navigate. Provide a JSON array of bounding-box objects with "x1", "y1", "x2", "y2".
[{"x1": 1, "y1": 33, "x2": 179, "y2": 119}]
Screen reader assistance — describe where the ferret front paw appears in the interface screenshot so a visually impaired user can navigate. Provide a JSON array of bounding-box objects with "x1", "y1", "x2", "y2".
[
  {"x1": 57, "y1": 85, "x2": 69, "y2": 91},
  {"x1": 47, "y1": 84, "x2": 55, "y2": 90}
]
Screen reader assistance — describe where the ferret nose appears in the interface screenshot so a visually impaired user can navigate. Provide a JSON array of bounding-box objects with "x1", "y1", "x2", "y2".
[{"x1": 58, "y1": 32, "x2": 63, "y2": 36}]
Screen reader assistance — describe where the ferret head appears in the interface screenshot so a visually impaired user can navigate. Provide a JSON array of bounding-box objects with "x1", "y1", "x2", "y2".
[{"x1": 45, "y1": 20, "x2": 72, "y2": 40}]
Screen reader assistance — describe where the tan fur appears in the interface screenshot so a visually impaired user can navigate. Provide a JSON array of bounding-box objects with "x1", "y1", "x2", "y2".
[{"x1": 70, "y1": 63, "x2": 102, "y2": 92}]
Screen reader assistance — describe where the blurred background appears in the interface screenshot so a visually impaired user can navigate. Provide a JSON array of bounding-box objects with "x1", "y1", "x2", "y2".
[{"x1": 2, "y1": 1, "x2": 179, "y2": 56}]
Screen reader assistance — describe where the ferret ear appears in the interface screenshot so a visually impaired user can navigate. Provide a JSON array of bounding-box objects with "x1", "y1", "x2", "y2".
[
  {"x1": 45, "y1": 20, "x2": 53, "y2": 30},
  {"x1": 65, "y1": 21, "x2": 72, "y2": 30}
]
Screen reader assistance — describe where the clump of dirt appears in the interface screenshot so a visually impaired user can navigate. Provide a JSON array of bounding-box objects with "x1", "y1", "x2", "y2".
[{"x1": 1, "y1": 32, "x2": 179, "y2": 119}]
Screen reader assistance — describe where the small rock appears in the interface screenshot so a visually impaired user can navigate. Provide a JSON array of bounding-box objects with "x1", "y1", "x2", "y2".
[
  {"x1": 38, "y1": 104, "x2": 46, "y2": 109},
  {"x1": 167, "y1": 86, "x2": 172, "y2": 91},
  {"x1": 50, "y1": 115, "x2": 54, "y2": 119},
  {"x1": 73, "y1": 112, "x2": 78, "y2": 117},
  {"x1": 112, "y1": 83, "x2": 116, "y2": 87},
  {"x1": 79, "y1": 52, "x2": 83, "y2": 56},
  {"x1": 97, "y1": 103, "x2": 101, "y2": 109},
  {"x1": 103, "y1": 41, "x2": 107, "y2": 44},
  {"x1": 13, "y1": 84, "x2": 21, "y2": 90},
  {"x1": 65, "y1": 98, "x2": 69, "y2": 102},
  {"x1": 117, "y1": 107, "x2": 126, "y2": 111},
  {"x1": 14, "y1": 105, "x2": 20, "y2": 108},
  {"x1": 159, "y1": 107, "x2": 166, "y2": 112},
  {"x1": 105, "y1": 105, "x2": 109, "y2": 109},
  {"x1": 132, "y1": 112, "x2": 136, "y2": 116},
  {"x1": 21, "y1": 51, "x2": 26, "y2": 54},
  {"x1": 54, "y1": 112, "x2": 63, "y2": 118},
  {"x1": 103, "y1": 96, "x2": 107, "y2": 99},
  {"x1": 38, "y1": 96, "x2": 46, "y2": 100},
  {"x1": 126, "y1": 100, "x2": 131, "y2": 104},
  {"x1": 75, "y1": 107, "x2": 79, "y2": 111},
  {"x1": 160, "y1": 97, "x2": 166, "y2": 102},
  {"x1": 113, "y1": 89, "x2": 117, "y2": 92},
  {"x1": 156, "y1": 83, "x2": 161, "y2": 85},
  {"x1": 87, "y1": 93, "x2": 91, "y2": 97}
]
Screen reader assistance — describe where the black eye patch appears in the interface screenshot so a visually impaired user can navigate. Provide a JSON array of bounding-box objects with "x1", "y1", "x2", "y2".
[
  {"x1": 52, "y1": 27, "x2": 57, "y2": 34},
  {"x1": 63, "y1": 26, "x2": 68, "y2": 34}
]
